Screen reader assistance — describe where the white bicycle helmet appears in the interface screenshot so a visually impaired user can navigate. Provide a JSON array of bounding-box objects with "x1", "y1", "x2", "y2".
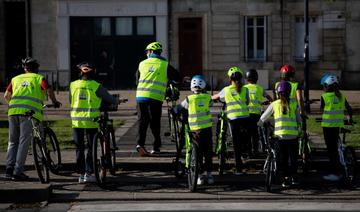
[
  {"x1": 190, "y1": 75, "x2": 206, "y2": 92},
  {"x1": 323, "y1": 74, "x2": 339, "y2": 87}
]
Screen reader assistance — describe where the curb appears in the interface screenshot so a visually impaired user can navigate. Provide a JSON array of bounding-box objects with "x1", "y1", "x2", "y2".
[{"x1": 0, "y1": 181, "x2": 52, "y2": 203}]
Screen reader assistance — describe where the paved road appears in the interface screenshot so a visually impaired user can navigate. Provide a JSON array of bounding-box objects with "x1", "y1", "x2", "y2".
[{"x1": 0, "y1": 92, "x2": 360, "y2": 211}]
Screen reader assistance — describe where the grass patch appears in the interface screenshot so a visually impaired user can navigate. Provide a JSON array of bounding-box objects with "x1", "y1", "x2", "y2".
[
  {"x1": 307, "y1": 115, "x2": 360, "y2": 148},
  {"x1": 0, "y1": 118, "x2": 124, "y2": 151}
]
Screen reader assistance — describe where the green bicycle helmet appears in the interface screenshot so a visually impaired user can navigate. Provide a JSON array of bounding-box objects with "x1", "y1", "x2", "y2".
[
  {"x1": 227, "y1": 66, "x2": 244, "y2": 77},
  {"x1": 145, "y1": 42, "x2": 162, "y2": 52}
]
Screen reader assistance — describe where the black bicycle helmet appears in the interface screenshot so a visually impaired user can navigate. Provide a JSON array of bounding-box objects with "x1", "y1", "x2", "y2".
[
  {"x1": 245, "y1": 69, "x2": 258, "y2": 82},
  {"x1": 22, "y1": 57, "x2": 39, "y2": 70}
]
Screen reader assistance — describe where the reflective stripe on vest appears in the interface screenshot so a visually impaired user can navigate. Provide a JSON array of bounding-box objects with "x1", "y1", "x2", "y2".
[
  {"x1": 321, "y1": 92, "x2": 345, "y2": 127},
  {"x1": 275, "y1": 81, "x2": 298, "y2": 104},
  {"x1": 187, "y1": 93, "x2": 212, "y2": 131},
  {"x1": 70, "y1": 80, "x2": 101, "y2": 128},
  {"x1": 244, "y1": 83, "x2": 264, "y2": 114},
  {"x1": 273, "y1": 99, "x2": 299, "y2": 137},
  {"x1": 136, "y1": 57, "x2": 168, "y2": 101},
  {"x1": 8, "y1": 73, "x2": 45, "y2": 121},
  {"x1": 224, "y1": 85, "x2": 249, "y2": 120}
]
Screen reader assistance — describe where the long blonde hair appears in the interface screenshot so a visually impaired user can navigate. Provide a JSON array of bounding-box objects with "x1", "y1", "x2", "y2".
[{"x1": 279, "y1": 92, "x2": 290, "y2": 115}]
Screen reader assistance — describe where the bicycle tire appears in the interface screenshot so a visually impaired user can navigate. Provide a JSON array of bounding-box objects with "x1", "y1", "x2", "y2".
[
  {"x1": 171, "y1": 112, "x2": 181, "y2": 154},
  {"x1": 173, "y1": 156, "x2": 185, "y2": 178},
  {"x1": 265, "y1": 152, "x2": 275, "y2": 192},
  {"x1": 93, "y1": 132, "x2": 106, "y2": 186},
  {"x1": 188, "y1": 143, "x2": 199, "y2": 192},
  {"x1": 300, "y1": 134, "x2": 311, "y2": 176},
  {"x1": 343, "y1": 146, "x2": 357, "y2": 186},
  {"x1": 216, "y1": 117, "x2": 227, "y2": 175},
  {"x1": 109, "y1": 128, "x2": 117, "y2": 176},
  {"x1": 44, "y1": 127, "x2": 61, "y2": 174},
  {"x1": 32, "y1": 137, "x2": 49, "y2": 183}
]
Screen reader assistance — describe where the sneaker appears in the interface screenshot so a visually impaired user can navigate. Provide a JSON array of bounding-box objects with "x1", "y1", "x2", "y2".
[
  {"x1": 197, "y1": 175, "x2": 205, "y2": 185},
  {"x1": 234, "y1": 168, "x2": 243, "y2": 176},
  {"x1": 84, "y1": 174, "x2": 96, "y2": 183},
  {"x1": 323, "y1": 174, "x2": 342, "y2": 182},
  {"x1": 282, "y1": 178, "x2": 291, "y2": 188},
  {"x1": 12, "y1": 173, "x2": 29, "y2": 181},
  {"x1": 136, "y1": 145, "x2": 148, "y2": 157},
  {"x1": 150, "y1": 149, "x2": 160, "y2": 154},
  {"x1": 291, "y1": 177, "x2": 299, "y2": 186},
  {"x1": 207, "y1": 174, "x2": 215, "y2": 185},
  {"x1": 78, "y1": 175, "x2": 85, "y2": 183},
  {"x1": 4, "y1": 168, "x2": 13, "y2": 180}
]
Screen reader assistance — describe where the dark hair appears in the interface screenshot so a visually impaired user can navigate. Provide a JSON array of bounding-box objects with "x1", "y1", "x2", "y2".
[
  {"x1": 152, "y1": 50, "x2": 162, "y2": 55},
  {"x1": 230, "y1": 72, "x2": 243, "y2": 92},
  {"x1": 325, "y1": 83, "x2": 342, "y2": 99}
]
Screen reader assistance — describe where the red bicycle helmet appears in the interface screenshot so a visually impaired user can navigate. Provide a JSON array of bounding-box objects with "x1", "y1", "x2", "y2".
[{"x1": 280, "y1": 64, "x2": 295, "y2": 79}]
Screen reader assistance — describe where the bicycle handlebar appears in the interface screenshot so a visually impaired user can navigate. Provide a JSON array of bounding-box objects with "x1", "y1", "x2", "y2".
[{"x1": 315, "y1": 118, "x2": 356, "y2": 125}]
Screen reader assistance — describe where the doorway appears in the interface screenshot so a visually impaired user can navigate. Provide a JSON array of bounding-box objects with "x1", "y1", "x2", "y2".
[{"x1": 178, "y1": 18, "x2": 203, "y2": 81}]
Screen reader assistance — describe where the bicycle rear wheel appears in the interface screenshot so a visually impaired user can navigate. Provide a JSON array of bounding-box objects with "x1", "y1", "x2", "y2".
[
  {"x1": 93, "y1": 132, "x2": 107, "y2": 186},
  {"x1": 343, "y1": 146, "x2": 357, "y2": 186},
  {"x1": 109, "y1": 128, "x2": 117, "y2": 176},
  {"x1": 44, "y1": 127, "x2": 61, "y2": 174},
  {"x1": 32, "y1": 138, "x2": 49, "y2": 183},
  {"x1": 265, "y1": 152, "x2": 276, "y2": 192},
  {"x1": 188, "y1": 143, "x2": 199, "y2": 192}
]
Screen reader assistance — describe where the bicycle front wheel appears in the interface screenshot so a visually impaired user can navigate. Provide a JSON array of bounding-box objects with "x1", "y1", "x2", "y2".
[
  {"x1": 44, "y1": 127, "x2": 61, "y2": 174},
  {"x1": 343, "y1": 146, "x2": 357, "y2": 186},
  {"x1": 93, "y1": 132, "x2": 107, "y2": 186},
  {"x1": 32, "y1": 138, "x2": 49, "y2": 183},
  {"x1": 188, "y1": 143, "x2": 199, "y2": 192},
  {"x1": 265, "y1": 152, "x2": 276, "y2": 192}
]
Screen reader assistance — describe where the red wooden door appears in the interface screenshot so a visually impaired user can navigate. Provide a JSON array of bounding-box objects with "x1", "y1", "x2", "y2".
[{"x1": 179, "y1": 18, "x2": 203, "y2": 80}]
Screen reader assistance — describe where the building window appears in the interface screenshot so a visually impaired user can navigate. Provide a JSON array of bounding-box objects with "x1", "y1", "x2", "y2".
[
  {"x1": 295, "y1": 16, "x2": 321, "y2": 61},
  {"x1": 94, "y1": 18, "x2": 111, "y2": 36},
  {"x1": 245, "y1": 16, "x2": 267, "y2": 61},
  {"x1": 116, "y1": 17, "x2": 133, "y2": 36},
  {"x1": 137, "y1": 17, "x2": 154, "y2": 35}
]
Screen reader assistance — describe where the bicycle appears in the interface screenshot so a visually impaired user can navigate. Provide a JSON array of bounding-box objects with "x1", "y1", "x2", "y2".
[
  {"x1": 92, "y1": 96, "x2": 127, "y2": 186},
  {"x1": 260, "y1": 121, "x2": 278, "y2": 192},
  {"x1": 315, "y1": 118, "x2": 357, "y2": 186},
  {"x1": 25, "y1": 104, "x2": 61, "y2": 183},
  {"x1": 215, "y1": 100, "x2": 232, "y2": 175},
  {"x1": 163, "y1": 83, "x2": 184, "y2": 177},
  {"x1": 298, "y1": 99, "x2": 320, "y2": 175}
]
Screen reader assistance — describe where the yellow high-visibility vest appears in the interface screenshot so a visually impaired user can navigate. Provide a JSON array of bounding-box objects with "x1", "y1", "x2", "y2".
[
  {"x1": 8, "y1": 73, "x2": 45, "y2": 121},
  {"x1": 187, "y1": 93, "x2": 212, "y2": 131},
  {"x1": 136, "y1": 57, "x2": 168, "y2": 101},
  {"x1": 70, "y1": 80, "x2": 101, "y2": 128}
]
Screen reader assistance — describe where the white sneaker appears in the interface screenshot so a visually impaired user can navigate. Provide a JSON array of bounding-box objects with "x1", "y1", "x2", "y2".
[
  {"x1": 323, "y1": 174, "x2": 342, "y2": 182},
  {"x1": 78, "y1": 175, "x2": 85, "y2": 184},
  {"x1": 84, "y1": 174, "x2": 96, "y2": 183},
  {"x1": 207, "y1": 174, "x2": 215, "y2": 185},
  {"x1": 197, "y1": 176, "x2": 205, "y2": 185}
]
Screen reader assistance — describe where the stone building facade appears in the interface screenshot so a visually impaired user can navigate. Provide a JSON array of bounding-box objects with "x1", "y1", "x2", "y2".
[{"x1": 0, "y1": 0, "x2": 359, "y2": 89}]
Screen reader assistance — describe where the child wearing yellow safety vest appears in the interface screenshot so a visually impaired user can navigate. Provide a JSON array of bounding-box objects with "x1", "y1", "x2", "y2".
[
  {"x1": 320, "y1": 74, "x2": 353, "y2": 182},
  {"x1": 212, "y1": 67, "x2": 250, "y2": 175},
  {"x1": 258, "y1": 81, "x2": 301, "y2": 188},
  {"x1": 178, "y1": 75, "x2": 214, "y2": 185},
  {"x1": 70, "y1": 62, "x2": 119, "y2": 184},
  {"x1": 244, "y1": 69, "x2": 272, "y2": 156}
]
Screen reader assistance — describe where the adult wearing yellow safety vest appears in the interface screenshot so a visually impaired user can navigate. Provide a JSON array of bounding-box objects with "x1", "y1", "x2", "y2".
[
  {"x1": 320, "y1": 74, "x2": 353, "y2": 182},
  {"x1": 135, "y1": 41, "x2": 179, "y2": 156},
  {"x1": 70, "y1": 62, "x2": 119, "y2": 184},
  {"x1": 4, "y1": 57, "x2": 61, "y2": 180},
  {"x1": 244, "y1": 69, "x2": 272, "y2": 156},
  {"x1": 274, "y1": 64, "x2": 305, "y2": 116},
  {"x1": 258, "y1": 81, "x2": 301, "y2": 188},
  {"x1": 212, "y1": 67, "x2": 250, "y2": 175},
  {"x1": 178, "y1": 75, "x2": 214, "y2": 185}
]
